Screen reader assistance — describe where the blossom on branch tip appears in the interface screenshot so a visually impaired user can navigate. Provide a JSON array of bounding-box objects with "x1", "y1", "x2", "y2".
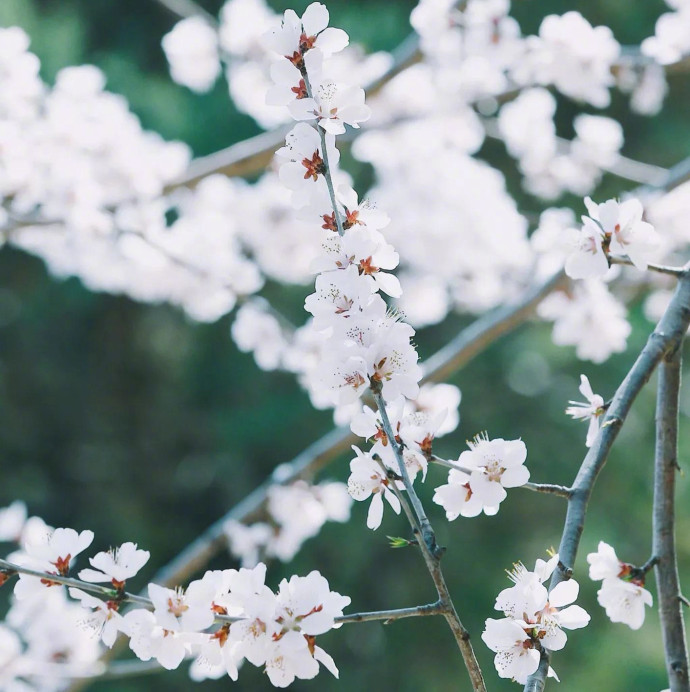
[
  {"x1": 583, "y1": 196, "x2": 660, "y2": 271},
  {"x1": 78, "y1": 542, "x2": 150, "y2": 587},
  {"x1": 483, "y1": 553, "x2": 590, "y2": 683},
  {"x1": 586, "y1": 541, "x2": 654, "y2": 629},
  {"x1": 565, "y1": 374, "x2": 605, "y2": 447},
  {"x1": 263, "y1": 3, "x2": 349, "y2": 64},
  {"x1": 433, "y1": 435, "x2": 529, "y2": 518},
  {"x1": 347, "y1": 446, "x2": 401, "y2": 530}
]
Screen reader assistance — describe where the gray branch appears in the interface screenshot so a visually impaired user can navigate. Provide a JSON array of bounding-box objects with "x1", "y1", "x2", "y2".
[
  {"x1": 654, "y1": 344, "x2": 690, "y2": 691},
  {"x1": 525, "y1": 267, "x2": 690, "y2": 691}
]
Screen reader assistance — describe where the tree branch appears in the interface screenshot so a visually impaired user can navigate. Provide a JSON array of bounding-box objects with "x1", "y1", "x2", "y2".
[
  {"x1": 653, "y1": 344, "x2": 690, "y2": 692},
  {"x1": 371, "y1": 389, "x2": 486, "y2": 692},
  {"x1": 151, "y1": 0, "x2": 218, "y2": 25},
  {"x1": 609, "y1": 256, "x2": 688, "y2": 277},
  {"x1": 524, "y1": 267, "x2": 690, "y2": 691}
]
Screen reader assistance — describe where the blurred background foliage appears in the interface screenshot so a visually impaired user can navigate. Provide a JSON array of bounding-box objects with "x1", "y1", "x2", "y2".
[{"x1": 0, "y1": 0, "x2": 689, "y2": 690}]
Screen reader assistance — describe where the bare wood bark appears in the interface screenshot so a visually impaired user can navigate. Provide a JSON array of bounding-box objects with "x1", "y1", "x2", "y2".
[{"x1": 654, "y1": 344, "x2": 690, "y2": 692}]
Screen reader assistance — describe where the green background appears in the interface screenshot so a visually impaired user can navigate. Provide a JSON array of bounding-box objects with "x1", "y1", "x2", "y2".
[{"x1": 0, "y1": 1, "x2": 688, "y2": 690}]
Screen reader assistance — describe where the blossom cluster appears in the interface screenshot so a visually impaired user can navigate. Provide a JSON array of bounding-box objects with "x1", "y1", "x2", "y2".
[
  {"x1": 482, "y1": 554, "x2": 590, "y2": 683},
  {"x1": 4, "y1": 0, "x2": 689, "y2": 374},
  {"x1": 587, "y1": 541, "x2": 654, "y2": 630},
  {"x1": 0, "y1": 508, "x2": 350, "y2": 688},
  {"x1": 223, "y1": 480, "x2": 352, "y2": 566}
]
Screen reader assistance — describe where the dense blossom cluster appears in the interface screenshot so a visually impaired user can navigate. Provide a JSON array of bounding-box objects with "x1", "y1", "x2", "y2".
[
  {"x1": 1, "y1": 0, "x2": 689, "y2": 689},
  {"x1": 0, "y1": 506, "x2": 350, "y2": 688},
  {"x1": 1, "y1": 0, "x2": 689, "y2": 369},
  {"x1": 482, "y1": 554, "x2": 590, "y2": 684}
]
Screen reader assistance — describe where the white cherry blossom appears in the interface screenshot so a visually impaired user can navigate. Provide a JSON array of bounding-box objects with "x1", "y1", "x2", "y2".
[
  {"x1": 596, "y1": 578, "x2": 653, "y2": 630},
  {"x1": 161, "y1": 17, "x2": 221, "y2": 92},
  {"x1": 565, "y1": 375, "x2": 606, "y2": 447},
  {"x1": 434, "y1": 435, "x2": 529, "y2": 518},
  {"x1": 68, "y1": 587, "x2": 124, "y2": 647},
  {"x1": 584, "y1": 197, "x2": 660, "y2": 271},
  {"x1": 263, "y1": 2, "x2": 349, "y2": 62},
  {"x1": 347, "y1": 446, "x2": 401, "y2": 529},
  {"x1": 78, "y1": 542, "x2": 150, "y2": 586},
  {"x1": 563, "y1": 216, "x2": 609, "y2": 279}
]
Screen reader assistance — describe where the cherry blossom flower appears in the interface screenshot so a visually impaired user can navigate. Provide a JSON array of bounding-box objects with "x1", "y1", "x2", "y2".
[
  {"x1": 161, "y1": 17, "x2": 221, "y2": 93},
  {"x1": 565, "y1": 374, "x2": 606, "y2": 447},
  {"x1": 584, "y1": 197, "x2": 660, "y2": 271},
  {"x1": 0, "y1": 501, "x2": 27, "y2": 542},
  {"x1": 68, "y1": 587, "x2": 124, "y2": 647},
  {"x1": 263, "y1": 3, "x2": 349, "y2": 63},
  {"x1": 347, "y1": 446, "x2": 401, "y2": 529},
  {"x1": 563, "y1": 217, "x2": 609, "y2": 279},
  {"x1": 586, "y1": 541, "x2": 654, "y2": 629},
  {"x1": 433, "y1": 435, "x2": 529, "y2": 518},
  {"x1": 596, "y1": 578, "x2": 653, "y2": 630},
  {"x1": 148, "y1": 582, "x2": 216, "y2": 634},
  {"x1": 587, "y1": 541, "x2": 624, "y2": 581},
  {"x1": 78, "y1": 542, "x2": 150, "y2": 588},
  {"x1": 122, "y1": 608, "x2": 190, "y2": 670},
  {"x1": 484, "y1": 553, "x2": 590, "y2": 683},
  {"x1": 275, "y1": 122, "x2": 341, "y2": 207},
  {"x1": 481, "y1": 617, "x2": 542, "y2": 683},
  {"x1": 537, "y1": 281, "x2": 631, "y2": 363},
  {"x1": 290, "y1": 80, "x2": 370, "y2": 135}
]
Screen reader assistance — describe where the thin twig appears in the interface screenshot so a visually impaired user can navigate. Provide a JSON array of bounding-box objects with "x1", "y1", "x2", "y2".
[
  {"x1": 371, "y1": 389, "x2": 486, "y2": 692},
  {"x1": 653, "y1": 344, "x2": 690, "y2": 692},
  {"x1": 302, "y1": 70, "x2": 345, "y2": 237},
  {"x1": 335, "y1": 601, "x2": 445, "y2": 624},
  {"x1": 0, "y1": 559, "x2": 151, "y2": 608},
  {"x1": 151, "y1": 0, "x2": 218, "y2": 24},
  {"x1": 524, "y1": 268, "x2": 690, "y2": 692},
  {"x1": 429, "y1": 456, "x2": 572, "y2": 498},
  {"x1": 609, "y1": 256, "x2": 687, "y2": 277}
]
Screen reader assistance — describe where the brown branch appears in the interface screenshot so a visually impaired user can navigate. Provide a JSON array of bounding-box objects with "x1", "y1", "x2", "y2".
[{"x1": 653, "y1": 344, "x2": 690, "y2": 692}]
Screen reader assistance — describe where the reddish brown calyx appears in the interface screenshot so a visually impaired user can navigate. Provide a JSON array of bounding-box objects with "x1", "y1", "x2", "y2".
[
  {"x1": 40, "y1": 574, "x2": 60, "y2": 587},
  {"x1": 291, "y1": 78, "x2": 308, "y2": 99},
  {"x1": 343, "y1": 207, "x2": 360, "y2": 230},
  {"x1": 305, "y1": 633, "x2": 317, "y2": 655},
  {"x1": 213, "y1": 624, "x2": 230, "y2": 647},
  {"x1": 299, "y1": 32, "x2": 317, "y2": 54},
  {"x1": 322, "y1": 212, "x2": 337, "y2": 231},
  {"x1": 286, "y1": 50, "x2": 305, "y2": 73},
  {"x1": 417, "y1": 434, "x2": 434, "y2": 457},
  {"x1": 301, "y1": 151, "x2": 326, "y2": 181},
  {"x1": 358, "y1": 256, "x2": 379, "y2": 276},
  {"x1": 53, "y1": 554, "x2": 72, "y2": 576}
]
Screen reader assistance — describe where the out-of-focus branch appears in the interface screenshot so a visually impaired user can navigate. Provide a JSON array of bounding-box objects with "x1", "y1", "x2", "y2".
[
  {"x1": 653, "y1": 345, "x2": 690, "y2": 692},
  {"x1": 524, "y1": 265, "x2": 690, "y2": 692},
  {"x1": 151, "y1": 0, "x2": 218, "y2": 24}
]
